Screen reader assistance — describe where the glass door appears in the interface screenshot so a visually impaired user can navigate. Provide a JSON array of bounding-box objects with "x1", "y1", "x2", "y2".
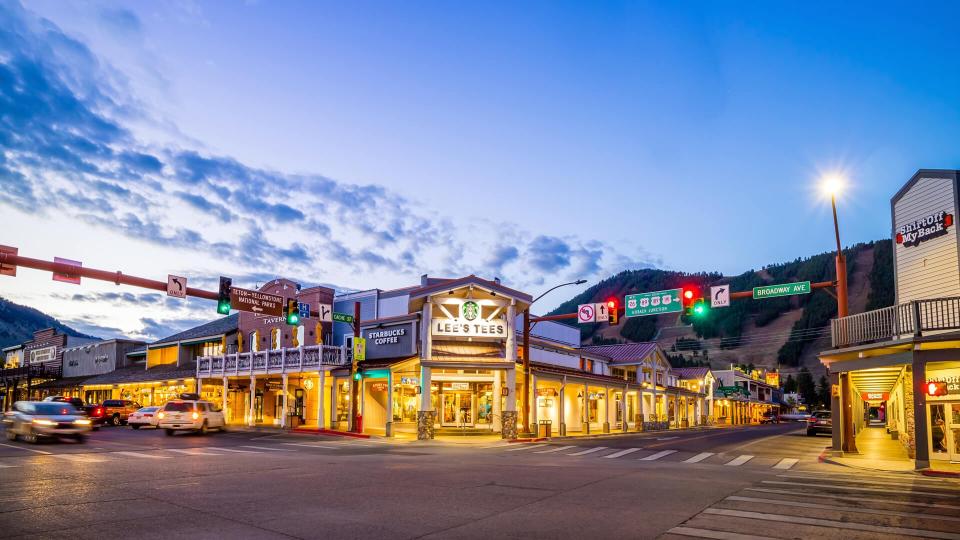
[
  {"x1": 950, "y1": 403, "x2": 960, "y2": 462},
  {"x1": 441, "y1": 392, "x2": 474, "y2": 427}
]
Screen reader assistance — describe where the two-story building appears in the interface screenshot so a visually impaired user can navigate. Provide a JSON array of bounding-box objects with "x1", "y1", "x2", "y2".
[
  {"x1": 712, "y1": 367, "x2": 778, "y2": 425},
  {"x1": 0, "y1": 328, "x2": 99, "y2": 409},
  {"x1": 820, "y1": 169, "x2": 960, "y2": 470}
]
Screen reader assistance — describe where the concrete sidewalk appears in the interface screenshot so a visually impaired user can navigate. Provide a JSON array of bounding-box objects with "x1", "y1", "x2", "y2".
[{"x1": 822, "y1": 425, "x2": 960, "y2": 476}]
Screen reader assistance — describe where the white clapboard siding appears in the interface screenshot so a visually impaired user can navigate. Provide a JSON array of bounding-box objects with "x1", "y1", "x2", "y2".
[{"x1": 894, "y1": 176, "x2": 960, "y2": 304}]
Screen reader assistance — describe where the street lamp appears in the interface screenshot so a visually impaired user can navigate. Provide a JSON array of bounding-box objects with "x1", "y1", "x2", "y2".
[{"x1": 521, "y1": 279, "x2": 587, "y2": 436}]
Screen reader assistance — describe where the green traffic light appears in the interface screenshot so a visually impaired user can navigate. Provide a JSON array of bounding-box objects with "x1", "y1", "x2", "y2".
[
  {"x1": 217, "y1": 300, "x2": 231, "y2": 315},
  {"x1": 353, "y1": 372, "x2": 362, "y2": 381},
  {"x1": 287, "y1": 313, "x2": 300, "y2": 325}
]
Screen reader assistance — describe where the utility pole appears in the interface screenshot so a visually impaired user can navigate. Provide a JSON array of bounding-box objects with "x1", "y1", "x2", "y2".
[
  {"x1": 350, "y1": 301, "x2": 361, "y2": 433},
  {"x1": 521, "y1": 309, "x2": 531, "y2": 435}
]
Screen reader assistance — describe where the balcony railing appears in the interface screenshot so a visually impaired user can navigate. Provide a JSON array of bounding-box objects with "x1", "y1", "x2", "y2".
[
  {"x1": 831, "y1": 297, "x2": 960, "y2": 348},
  {"x1": 197, "y1": 345, "x2": 348, "y2": 377},
  {"x1": 0, "y1": 364, "x2": 62, "y2": 381}
]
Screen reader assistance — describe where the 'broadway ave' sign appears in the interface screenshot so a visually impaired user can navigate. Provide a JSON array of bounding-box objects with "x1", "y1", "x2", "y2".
[{"x1": 752, "y1": 281, "x2": 811, "y2": 300}]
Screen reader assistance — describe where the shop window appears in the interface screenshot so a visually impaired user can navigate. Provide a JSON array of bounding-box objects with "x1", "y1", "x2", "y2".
[{"x1": 580, "y1": 358, "x2": 594, "y2": 373}]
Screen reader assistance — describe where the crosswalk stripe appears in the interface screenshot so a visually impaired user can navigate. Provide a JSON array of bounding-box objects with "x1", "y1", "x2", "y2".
[
  {"x1": 725, "y1": 455, "x2": 753, "y2": 467},
  {"x1": 775, "y1": 474, "x2": 959, "y2": 491},
  {"x1": 281, "y1": 443, "x2": 337, "y2": 449},
  {"x1": 0, "y1": 462, "x2": 18, "y2": 468},
  {"x1": 50, "y1": 454, "x2": 107, "y2": 463},
  {"x1": 240, "y1": 445, "x2": 294, "y2": 452},
  {"x1": 567, "y1": 446, "x2": 608, "y2": 456},
  {"x1": 684, "y1": 452, "x2": 714, "y2": 463},
  {"x1": 168, "y1": 448, "x2": 223, "y2": 456},
  {"x1": 603, "y1": 448, "x2": 643, "y2": 459},
  {"x1": 781, "y1": 469, "x2": 960, "y2": 486},
  {"x1": 504, "y1": 444, "x2": 544, "y2": 452},
  {"x1": 744, "y1": 487, "x2": 960, "y2": 511},
  {"x1": 726, "y1": 495, "x2": 960, "y2": 523},
  {"x1": 667, "y1": 526, "x2": 776, "y2": 540},
  {"x1": 533, "y1": 446, "x2": 575, "y2": 454},
  {"x1": 114, "y1": 451, "x2": 171, "y2": 459},
  {"x1": 772, "y1": 458, "x2": 798, "y2": 470},
  {"x1": 640, "y1": 450, "x2": 676, "y2": 461},
  {"x1": 702, "y1": 508, "x2": 960, "y2": 540},
  {"x1": 207, "y1": 447, "x2": 262, "y2": 454},
  {"x1": 0, "y1": 443, "x2": 50, "y2": 455},
  {"x1": 761, "y1": 480, "x2": 958, "y2": 498}
]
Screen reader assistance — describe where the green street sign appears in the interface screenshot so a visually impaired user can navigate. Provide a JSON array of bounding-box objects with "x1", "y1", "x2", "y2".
[
  {"x1": 625, "y1": 288, "x2": 682, "y2": 317},
  {"x1": 332, "y1": 312, "x2": 355, "y2": 323},
  {"x1": 753, "y1": 281, "x2": 811, "y2": 299}
]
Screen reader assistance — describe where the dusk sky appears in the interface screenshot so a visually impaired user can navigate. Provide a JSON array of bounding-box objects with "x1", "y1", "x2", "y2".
[{"x1": 1, "y1": 1, "x2": 959, "y2": 341}]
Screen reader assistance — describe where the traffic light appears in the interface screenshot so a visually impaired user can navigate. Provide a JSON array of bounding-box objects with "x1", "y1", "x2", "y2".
[
  {"x1": 692, "y1": 298, "x2": 708, "y2": 318},
  {"x1": 682, "y1": 287, "x2": 698, "y2": 316},
  {"x1": 927, "y1": 381, "x2": 948, "y2": 397},
  {"x1": 217, "y1": 276, "x2": 232, "y2": 315},
  {"x1": 285, "y1": 298, "x2": 299, "y2": 325},
  {"x1": 607, "y1": 299, "x2": 618, "y2": 324}
]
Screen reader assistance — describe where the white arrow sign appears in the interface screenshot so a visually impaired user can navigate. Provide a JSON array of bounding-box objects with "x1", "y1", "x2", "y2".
[
  {"x1": 594, "y1": 302, "x2": 609, "y2": 322},
  {"x1": 711, "y1": 285, "x2": 730, "y2": 308},
  {"x1": 167, "y1": 274, "x2": 187, "y2": 298}
]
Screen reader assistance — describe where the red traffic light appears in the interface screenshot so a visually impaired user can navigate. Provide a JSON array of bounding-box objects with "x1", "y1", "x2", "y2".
[
  {"x1": 607, "y1": 299, "x2": 616, "y2": 309},
  {"x1": 607, "y1": 298, "x2": 619, "y2": 325},
  {"x1": 683, "y1": 289, "x2": 695, "y2": 300},
  {"x1": 927, "y1": 381, "x2": 948, "y2": 397}
]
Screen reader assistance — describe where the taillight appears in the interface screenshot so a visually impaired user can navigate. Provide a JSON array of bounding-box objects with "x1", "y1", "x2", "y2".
[{"x1": 143, "y1": 414, "x2": 153, "y2": 417}]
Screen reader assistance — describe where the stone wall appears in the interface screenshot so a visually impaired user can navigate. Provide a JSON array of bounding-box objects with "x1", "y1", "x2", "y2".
[
  {"x1": 900, "y1": 367, "x2": 916, "y2": 458},
  {"x1": 501, "y1": 410, "x2": 518, "y2": 439},
  {"x1": 417, "y1": 410, "x2": 435, "y2": 440}
]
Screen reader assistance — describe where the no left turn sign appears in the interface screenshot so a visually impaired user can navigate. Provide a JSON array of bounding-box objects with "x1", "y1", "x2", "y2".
[{"x1": 578, "y1": 303, "x2": 596, "y2": 323}]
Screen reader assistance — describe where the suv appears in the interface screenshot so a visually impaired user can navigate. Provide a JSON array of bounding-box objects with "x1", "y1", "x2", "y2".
[
  {"x1": 101, "y1": 399, "x2": 141, "y2": 426},
  {"x1": 158, "y1": 399, "x2": 226, "y2": 435},
  {"x1": 806, "y1": 411, "x2": 832, "y2": 436},
  {"x1": 43, "y1": 396, "x2": 106, "y2": 429}
]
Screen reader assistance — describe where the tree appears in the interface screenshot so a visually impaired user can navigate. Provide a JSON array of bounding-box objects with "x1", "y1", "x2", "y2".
[
  {"x1": 816, "y1": 375, "x2": 831, "y2": 410},
  {"x1": 797, "y1": 368, "x2": 817, "y2": 409},
  {"x1": 783, "y1": 374, "x2": 797, "y2": 393}
]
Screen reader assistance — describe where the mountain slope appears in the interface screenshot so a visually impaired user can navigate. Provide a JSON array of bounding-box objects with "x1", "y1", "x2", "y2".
[
  {"x1": 551, "y1": 239, "x2": 895, "y2": 376},
  {"x1": 0, "y1": 296, "x2": 99, "y2": 349}
]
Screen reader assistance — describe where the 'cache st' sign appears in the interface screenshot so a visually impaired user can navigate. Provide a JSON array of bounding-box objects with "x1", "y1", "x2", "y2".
[
  {"x1": 230, "y1": 287, "x2": 283, "y2": 316},
  {"x1": 752, "y1": 281, "x2": 811, "y2": 300}
]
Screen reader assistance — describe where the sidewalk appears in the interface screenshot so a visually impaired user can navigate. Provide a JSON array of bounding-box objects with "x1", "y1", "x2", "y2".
[{"x1": 821, "y1": 426, "x2": 960, "y2": 477}]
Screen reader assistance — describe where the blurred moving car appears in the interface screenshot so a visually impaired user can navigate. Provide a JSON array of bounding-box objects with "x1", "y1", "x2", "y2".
[
  {"x1": 760, "y1": 410, "x2": 780, "y2": 424},
  {"x1": 158, "y1": 398, "x2": 226, "y2": 435},
  {"x1": 806, "y1": 410, "x2": 833, "y2": 436},
  {"x1": 101, "y1": 399, "x2": 141, "y2": 426},
  {"x1": 43, "y1": 396, "x2": 106, "y2": 430},
  {"x1": 3, "y1": 401, "x2": 92, "y2": 443},
  {"x1": 127, "y1": 406, "x2": 161, "y2": 429}
]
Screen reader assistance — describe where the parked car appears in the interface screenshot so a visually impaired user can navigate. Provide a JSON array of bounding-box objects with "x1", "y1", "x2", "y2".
[
  {"x1": 806, "y1": 410, "x2": 833, "y2": 436},
  {"x1": 158, "y1": 399, "x2": 226, "y2": 435},
  {"x1": 127, "y1": 406, "x2": 161, "y2": 429},
  {"x1": 101, "y1": 399, "x2": 141, "y2": 426},
  {"x1": 760, "y1": 410, "x2": 779, "y2": 424},
  {"x1": 43, "y1": 396, "x2": 106, "y2": 429},
  {"x1": 3, "y1": 401, "x2": 92, "y2": 443}
]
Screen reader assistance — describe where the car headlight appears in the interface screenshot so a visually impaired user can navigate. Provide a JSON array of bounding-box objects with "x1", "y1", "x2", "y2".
[
  {"x1": 32, "y1": 419, "x2": 56, "y2": 426},
  {"x1": 158, "y1": 412, "x2": 165, "y2": 419},
  {"x1": 191, "y1": 412, "x2": 199, "y2": 420},
  {"x1": 74, "y1": 419, "x2": 91, "y2": 425}
]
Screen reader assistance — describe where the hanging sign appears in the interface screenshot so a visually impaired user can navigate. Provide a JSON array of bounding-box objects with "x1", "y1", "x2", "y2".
[
  {"x1": 370, "y1": 382, "x2": 388, "y2": 392},
  {"x1": 536, "y1": 388, "x2": 558, "y2": 397}
]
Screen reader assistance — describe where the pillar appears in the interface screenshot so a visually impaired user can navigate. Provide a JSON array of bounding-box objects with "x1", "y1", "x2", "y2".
[
  {"x1": 281, "y1": 374, "x2": 289, "y2": 428},
  {"x1": 559, "y1": 376, "x2": 567, "y2": 436},
  {"x1": 912, "y1": 353, "x2": 929, "y2": 468},
  {"x1": 603, "y1": 387, "x2": 611, "y2": 433},
  {"x1": 493, "y1": 369, "x2": 503, "y2": 432},
  {"x1": 418, "y1": 364, "x2": 434, "y2": 440},
  {"x1": 501, "y1": 367, "x2": 518, "y2": 439},
  {"x1": 385, "y1": 370, "x2": 394, "y2": 437},
  {"x1": 622, "y1": 385, "x2": 629, "y2": 433},
  {"x1": 530, "y1": 373, "x2": 538, "y2": 433},
  {"x1": 840, "y1": 371, "x2": 858, "y2": 453},
  {"x1": 317, "y1": 369, "x2": 326, "y2": 430},
  {"x1": 582, "y1": 384, "x2": 590, "y2": 434},
  {"x1": 248, "y1": 375, "x2": 256, "y2": 427},
  {"x1": 222, "y1": 377, "x2": 228, "y2": 423}
]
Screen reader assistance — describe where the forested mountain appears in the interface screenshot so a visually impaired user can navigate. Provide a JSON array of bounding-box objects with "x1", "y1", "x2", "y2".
[
  {"x1": 0, "y1": 296, "x2": 98, "y2": 349},
  {"x1": 549, "y1": 239, "x2": 895, "y2": 375}
]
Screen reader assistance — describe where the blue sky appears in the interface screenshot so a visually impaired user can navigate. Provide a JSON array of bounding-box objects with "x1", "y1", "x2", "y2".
[{"x1": 1, "y1": 1, "x2": 958, "y2": 340}]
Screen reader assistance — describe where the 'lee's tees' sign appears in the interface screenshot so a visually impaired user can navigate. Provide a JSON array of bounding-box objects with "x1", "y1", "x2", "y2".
[
  {"x1": 896, "y1": 210, "x2": 953, "y2": 248},
  {"x1": 432, "y1": 318, "x2": 507, "y2": 338}
]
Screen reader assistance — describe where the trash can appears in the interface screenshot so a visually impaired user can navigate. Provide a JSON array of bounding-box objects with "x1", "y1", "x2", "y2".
[{"x1": 538, "y1": 419, "x2": 552, "y2": 438}]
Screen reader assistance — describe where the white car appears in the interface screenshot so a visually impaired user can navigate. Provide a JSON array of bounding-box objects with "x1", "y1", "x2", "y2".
[
  {"x1": 127, "y1": 406, "x2": 161, "y2": 429},
  {"x1": 158, "y1": 399, "x2": 226, "y2": 435}
]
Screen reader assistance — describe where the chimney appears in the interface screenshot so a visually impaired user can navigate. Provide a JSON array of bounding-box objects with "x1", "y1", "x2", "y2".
[
  {"x1": 494, "y1": 277, "x2": 501, "y2": 285},
  {"x1": 421, "y1": 274, "x2": 429, "y2": 286}
]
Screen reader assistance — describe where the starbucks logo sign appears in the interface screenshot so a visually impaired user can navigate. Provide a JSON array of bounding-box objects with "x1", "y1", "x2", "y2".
[{"x1": 462, "y1": 301, "x2": 480, "y2": 321}]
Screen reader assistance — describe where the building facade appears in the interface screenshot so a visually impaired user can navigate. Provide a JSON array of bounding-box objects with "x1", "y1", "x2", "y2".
[
  {"x1": 712, "y1": 368, "x2": 778, "y2": 425},
  {"x1": 0, "y1": 328, "x2": 99, "y2": 409}
]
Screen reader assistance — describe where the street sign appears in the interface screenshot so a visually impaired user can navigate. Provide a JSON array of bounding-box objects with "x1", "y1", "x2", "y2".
[
  {"x1": 353, "y1": 337, "x2": 366, "y2": 362},
  {"x1": 711, "y1": 285, "x2": 730, "y2": 308},
  {"x1": 298, "y1": 302, "x2": 310, "y2": 320},
  {"x1": 230, "y1": 287, "x2": 284, "y2": 316},
  {"x1": 52, "y1": 257, "x2": 81, "y2": 285},
  {"x1": 752, "y1": 281, "x2": 811, "y2": 300},
  {"x1": 332, "y1": 311, "x2": 354, "y2": 323},
  {"x1": 167, "y1": 274, "x2": 187, "y2": 298},
  {"x1": 577, "y1": 303, "x2": 596, "y2": 323},
  {"x1": 594, "y1": 302, "x2": 609, "y2": 322},
  {"x1": 318, "y1": 303, "x2": 333, "y2": 322},
  {"x1": 625, "y1": 288, "x2": 682, "y2": 317},
  {"x1": 0, "y1": 245, "x2": 17, "y2": 277}
]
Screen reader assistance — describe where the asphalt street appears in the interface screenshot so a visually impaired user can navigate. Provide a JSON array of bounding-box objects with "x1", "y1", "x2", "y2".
[{"x1": 0, "y1": 423, "x2": 956, "y2": 539}]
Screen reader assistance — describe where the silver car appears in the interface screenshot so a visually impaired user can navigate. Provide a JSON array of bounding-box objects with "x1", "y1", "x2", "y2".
[{"x1": 3, "y1": 401, "x2": 92, "y2": 443}]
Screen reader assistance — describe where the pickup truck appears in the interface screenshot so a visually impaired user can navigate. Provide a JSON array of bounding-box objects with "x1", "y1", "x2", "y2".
[
  {"x1": 100, "y1": 399, "x2": 142, "y2": 426},
  {"x1": 42, "y1": 396, "x2": 106, "y2": 429}
]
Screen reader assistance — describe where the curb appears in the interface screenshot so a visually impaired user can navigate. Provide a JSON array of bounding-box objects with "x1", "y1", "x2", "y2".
[
  {"x1": 920, "y1": 469, "x2": 960, "y2": 478},
  {"x1": 818, "y1": 447, "x2": 960, "y2": 477},
  {"x1": 508, "y1": 437, "x2": 547, "y2": 443}
]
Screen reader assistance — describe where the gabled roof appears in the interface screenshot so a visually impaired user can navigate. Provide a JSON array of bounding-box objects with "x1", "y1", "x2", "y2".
[
  {"x1": 408, "y1": 275, "x2": 533, "y2": 303},
  {"x1": 672, "y1": 367, "x2": 711, "y2": 380},
  {"x1": 578, "y1": 342, "x2": 660, "y2": 365},
  {"x1": 151, "y1": 314, "x2": 239, "y2": 346}
]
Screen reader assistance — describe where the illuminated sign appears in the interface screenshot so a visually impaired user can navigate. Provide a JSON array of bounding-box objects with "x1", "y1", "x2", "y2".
[
  {"x1": 860, "y1": 391, "x2": 889, "y2": 401},
  {"x1": 432, "y1": 318, "x2": 507, "y2": 339},
  {"x1": 896, "y1": 210, "x2": 953, "y2": 247}
]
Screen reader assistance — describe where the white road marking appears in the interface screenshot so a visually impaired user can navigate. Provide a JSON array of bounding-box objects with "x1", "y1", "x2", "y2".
[
  {"x1": 683, "y1": 452, "x2": 715, "y2": 463},
  {"x1": 504, "y1": 444, "x2": 544, "y2": 452},
  {"x1": 744, "y1": 487, "x2": 960, "y2": 511},
  {"x1": 281, "y1": 443, "x2": 338, "y2": 450},
  {"x1": 478, "y1": 443, "x2": 513, "y2": 449},
  {"x1": 762, "y1": 480, "x2": 958, "y2": 498},
  {"x1": 656, "y1": 436, "x2": 679, "y2": 441},
  {"x1": 0, "y1": 443, "x2": 50, "y2": 455},
  {"x1": 533, "y1": 445, "x2": 575, "y2": 454},
  {"x1": 0, "y1": 462, "x2": 17, "y2": 468},
  {"x1": 726, "y1": 495, "x2": 960, "y2": 523},
  {"x1": 702, "y1": 508, "x2": 960, "y2": 540},
  {"x1": 725, "y1": 455, "x2": 754, "y2": 467},
  {"x1": 50, "y1": 454, "x2": 107, "y2": 463},
  {"x1": 775, "y1": 474, "x2": 959, "y2": 491},
  {"x1": 114, "y1": 451, "x2": 171, "y2": 459},
  {"x1": 240, "y1": 445, "x2": 295, "y2": 452},
  {"x1": 603, "y1": 448, "x2": 643, "y2": 459},
  {"x1": 168, "y1": 448, "x2": 223, "y2": 456},
  {"x1": 780, "y1": 469, "x2": 960, "y2": 486},
  {"x1": 667, "y1": 526, "x2": 776, "y2": 540},
  {"x1": 639, "y1": 450, "x2": 676, "y2": 461},
  {"x1": 566, "y1": 446, "x2": 608, "y2": 456},
  {"x1": 772, "y1": 458, "x2": 798, "y2": 470},
  {"x1": 206, "y1": 446, "x2": 262, "y2": 454}
]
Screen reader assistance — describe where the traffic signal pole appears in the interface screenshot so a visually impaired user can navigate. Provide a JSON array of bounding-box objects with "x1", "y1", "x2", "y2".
[{"x1": 351, "y1": 301, "x2": 361, "y2": 433}]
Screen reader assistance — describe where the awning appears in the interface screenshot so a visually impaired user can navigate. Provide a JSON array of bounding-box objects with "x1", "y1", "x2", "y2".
[{"x1": 30, "y1": 376, "x2": 93, "y2": 390}]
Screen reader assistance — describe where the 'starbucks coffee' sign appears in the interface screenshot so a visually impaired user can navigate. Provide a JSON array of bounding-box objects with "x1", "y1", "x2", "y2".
[{"x1": 896, "y1": 210, "x2": 954, "y2": 247}]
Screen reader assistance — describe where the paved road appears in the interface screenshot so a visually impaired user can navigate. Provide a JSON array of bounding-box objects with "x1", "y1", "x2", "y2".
[{"x1": 0, "y1": 424, "x2": 954, "y2": 539}]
